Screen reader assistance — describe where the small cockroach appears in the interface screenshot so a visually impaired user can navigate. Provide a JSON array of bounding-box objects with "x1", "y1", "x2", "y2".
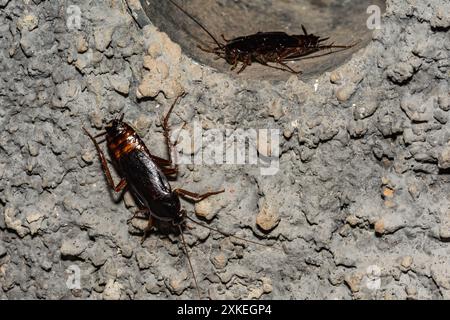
[
  {"x1": 83, "y1": 95, "x2": 266, "y2": 298},
  {"x1": 168, "y1": 0, "x2": 358, "y2": 74}
]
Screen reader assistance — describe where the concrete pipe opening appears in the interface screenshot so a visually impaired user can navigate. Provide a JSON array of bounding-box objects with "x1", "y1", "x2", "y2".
[{"x1": 140, "y1": 0, "x2": 386, "y2": 80}]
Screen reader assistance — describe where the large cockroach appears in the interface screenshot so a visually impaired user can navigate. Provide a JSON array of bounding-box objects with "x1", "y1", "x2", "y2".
[
  {"x1": 83, "y1": 95, "x2": 266, "y2": 298},
  {"x1": 168, "y1": 0, "x2": 358, "y2": 74}
]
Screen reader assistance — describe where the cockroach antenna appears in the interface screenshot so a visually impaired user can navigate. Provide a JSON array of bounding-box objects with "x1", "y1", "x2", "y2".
[
  {"x1": 185, "y1": 216, "x2": 273, "y2": 249},
  {"x1": 178, "y1": 225, "x2": 202, "y2": 299},
  {"x1": 167, "y1": 0, "x2": 223, "y2": 49}
]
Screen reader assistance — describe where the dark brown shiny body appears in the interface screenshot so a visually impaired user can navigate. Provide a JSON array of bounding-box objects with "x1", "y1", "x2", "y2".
[
  {"x1": 224, "y1": 31, "x2": 322, "y2": 59},
  {"x1": 219, "y1": 30, "x2": 332, "y2": 73},
  {"x1": 105, "y1": 121, "x2": 182, "y2": 223}
]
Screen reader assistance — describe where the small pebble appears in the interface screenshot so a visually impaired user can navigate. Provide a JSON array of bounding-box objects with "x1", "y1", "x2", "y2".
[
  {"x1": 248, "y1": 288, "x2": 264, "y2": 299},
  {"x1": 268, "y1": 99, "x2": 284, "y2": 120},
  {"x1": 336, "y1": 83, "x2": 357, "y2": 102},
  {"x1": 438, "y1": 94, "x2": 449, "y2": 111},
  {"x1": 346, "y1": 215, "x2": 359, "y2": 227},
  {"x1": 408, "y1": 184, "x2": 420, "y2": 199},
  {"x1": 26, "y1": 212, "x2": 43, "y2": 235},
  {"x1": 26, "y1": 212, "x2": 42, "y2": 224},
  {"x1": 439, "y1": 223, "x2": 450, "y2": 241},
  {"x1": 387, "y1": 62, "x2": 414, "y2": 84},
  {"x1": 60, "y1": 237, "x2": 88, "y2": 258},
  {"x1": 40, "y1": 260, "x2": 52, "y2": 271},
  {"x1": 195, "y1": 196, "x2": 222, "y2": 221},
  {"x1": 147, "y1": 43, "x2": 162, "y2": 58},
  {"x1": 374, "y1": 219, "x2": 385, "y2": 235},
  {"x1": 262, "y1": 277, "x2": 273, "y2": 293},
  {"x1": 17, "y1": 14, "x2": 39, "y2": 31},
  {"x1": 438, "y1": 147, "x2": 450, "y2": 169},
  {"x1": 94, "y1": 27, "x2": 114, "y2": 52},
  {"x1": 4, "y1": 207, "x2": 29, "y2": 238},
  {"x1": 81, "y1": 150, "x2": 95, "y2": 164},
  {"x1": 76, "y1": 34, "x2": 88, "y2": 53},
  {"x1": 384, "y1": 199, "x2": 397, "y2": 209},
  {"x1": 0, "y1": 244, "x2": 6, "y2": 258},
  {"x1": 405, "y1": 285, "x2": 417, "y2": 299},
  {"x1": 102, "y1": 279, "x2": 122, "y2": 300},
  {"x1": 109, "y1": 75, "x2": 130, "y2": 95},
  {"x1": 381, "y1": 176, "x2": 390, "y2": 185},
  {"x1": 283, "y1": 127, "x2": 293, "y2": 139},
  {"x1": 89, "y1": 248, "x2": 108, "y2": 268},
  {"x1": 133, "y1": 115, "x2": 152, "y2": 136},
  {"x1": 344, "y1": 272, "x2": 363, "y2": 293},
  {"x1": 145, "y1": 275, "x2": 160, "y2": 294},
  {"x1": 382, "y1": 186, "x2": 394, "y2": 199},
  {"x1": 167, "y1": 272, "x2": 188, "y2": 295},
  {"x1": 211, "y1": 252, "x2": 228, "y2": 269},
  {"x1": 353, "y1": 101, "x2": 378, "y2": 120},
  {"x1": 135, "y1": 249, "x2": 154, "y2": 270},
  {"x1": 256, "y1": 201, "x2": 280, "y2": 232},
  {"x1": 28, "y1": 141, "x2": 40, "y2": 156},
  {"x1": 401, "y1": 256, "x2": 413, "y2": 270},
  {"x1": 330, "y1": 71, "x2": 343, "y2": 84},
  {"x1": 130, "y1": 217, "x2": 148, "y2": 231}
]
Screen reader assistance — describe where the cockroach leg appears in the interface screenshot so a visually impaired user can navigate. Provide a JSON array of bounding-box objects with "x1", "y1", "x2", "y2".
[
  {"x1": 221, "y1": 34, "x2": 231, "y2": 42},
  {"x1": 276, "y1": 48, "x2": 304, "y2": 74},
  {"x1": 141, "y1": 216, "x2": 155, "y2": 244},
  {"x1": 161, "y1": 93, "x2": 185, "y2": 174},
  {"x1": 230, "y1": 58, "x2": 239, "y2": 71},
  {"x1": 301, "y1": 24, "x2": 308, "y2": 35},
  {"x1": 112, "y1": 178, "x2": 127, "y2": 193},
  {"x1": 174, "y1": 188, "x2": 225, "y2": 202},
  {"x1": 162, "y1": 167, "x2": 178, "y2": 176},
  {"x1": 236, "y1": 56, "x2": 251, "y2": 74},
  {"x1": 83, "y1": 127, "x2": 128, "y2": 193},
  {"x1": 94, "y1": 131, "x2": 107, "y2": 138},
  {"x1": 149, "y1": 154, "x2": 172, "y2": 167},
  {"x1": 277, "y1": 61, "x2": 302, "y2": 74},
  {"x1": 255, "y1": 56, "x2": 301, "y2": 74},
  {"x1": 127, "y1": 208, "x2": 150, "y2": 223},
  {"x1": 197, "y1": 44, "x2": 214, "y2": 53},
  {"x1": 236, "y1": 63, "x2": 248, "y2": 74}
]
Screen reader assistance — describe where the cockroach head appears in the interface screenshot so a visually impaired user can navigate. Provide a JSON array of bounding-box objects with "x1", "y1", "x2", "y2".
[
  {"x1": 172, "y1": 208, "x2": 187, "y2": 226},
  {"x1": 294, "y1": 34, "x2": 322, "y2": 47},
  {"x1": 224, "y1": 47, "x2": 239, "y2": 64},
  {"x1": 105, "y1": 114, "x2": 127, "y2": 136}
]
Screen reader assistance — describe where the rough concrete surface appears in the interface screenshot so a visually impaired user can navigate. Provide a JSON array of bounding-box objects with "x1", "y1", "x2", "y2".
[{"x1": 0, "y1": 0, "x2": 449, "y2": 300}]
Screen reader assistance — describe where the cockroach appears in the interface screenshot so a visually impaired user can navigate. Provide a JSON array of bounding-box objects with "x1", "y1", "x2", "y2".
[
  {"x1": 83, "y1": 94, "x2": 266, "y2": 299},
  {"x1": 168, "y1": 0, "x2": 358, "y2": 74}
]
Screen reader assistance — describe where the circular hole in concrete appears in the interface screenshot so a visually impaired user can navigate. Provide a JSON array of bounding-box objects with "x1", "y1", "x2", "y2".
[{"x1": 140, "y1": 0, "x2": 386, "y2": 81}]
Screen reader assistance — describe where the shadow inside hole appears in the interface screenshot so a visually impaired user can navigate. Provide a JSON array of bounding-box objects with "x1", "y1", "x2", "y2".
[{"x1": 140, "y1": 0, "x2": 386, "y2": 81}]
